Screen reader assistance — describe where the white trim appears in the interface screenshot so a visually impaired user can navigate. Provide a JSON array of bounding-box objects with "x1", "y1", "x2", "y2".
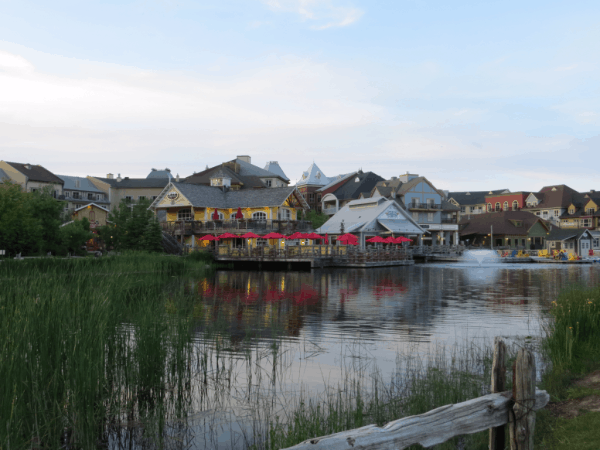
[{"x1": 73, "y1": 202, "x2": 110, "y2": 213}]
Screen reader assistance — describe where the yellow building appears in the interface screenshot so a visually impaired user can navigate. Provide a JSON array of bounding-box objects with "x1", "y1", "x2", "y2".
[
  {"x1": 560, "y1": 197, "x2": 600, "y2": 230},
  {"x1": 71, "y1": 203, "x2": 110, "y2": 228},
  {"x1": 0, "y1": 161, "x2": 64, "y2": 197},
  {"x1": 151, "y1": 179, "x2": 310, "y2": 248}
]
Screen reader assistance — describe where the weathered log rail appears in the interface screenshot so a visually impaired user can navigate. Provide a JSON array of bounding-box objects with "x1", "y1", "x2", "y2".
[{"x1": 283, "y1": 339, "x2": 548, "y2": 450}]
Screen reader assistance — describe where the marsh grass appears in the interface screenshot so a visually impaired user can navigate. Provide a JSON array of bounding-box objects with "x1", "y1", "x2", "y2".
[{"x1": 0, "y1": 253, "x2": 209, "y2": 450}]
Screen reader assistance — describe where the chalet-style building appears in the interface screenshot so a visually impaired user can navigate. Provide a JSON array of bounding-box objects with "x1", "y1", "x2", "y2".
[
  {"x1": 447, "y1": 189, "x2": 509, "y2": 220},
  {"x1": 546, "y1": 228, "x2": 597, "y2": 257},
  {"x1": 150, "y1": 178, "x2": 310, "y2": 248},
  {"x1": 559, "y1": 193, "x2": 600, "y2": 230},
  {"x1": 295, "y1": 162, "x2": 351, "y2": 212},
  {"x1": 321, "y1": 171, "x2": 384, "y2": 217},
  {"x1": 88, "y1": 169, "x2": 173, "y2": 212},
  {"x1": 71, "y1": 203, "x2": 110, "y2": 228},
  {"x1": 0, "y1": 161, "x2": 64, "y2": 197},
  {"x1": 369, "y1": 173, "x2": 460, "y2": 245},
  {"x1": 185, "y1": 156, "x2": 289, "y2": 190},
  {"x1": 316, "y1": 197, "x2": 425, "y2": 248},
  {"x1": 523, "y1": 185, "x2": 582, "y2": 226},
  {"x1": 459, "y1": 210, "x2": 550, "y2": 249},
  {"x1": 58, "y1": 175, "x2": 110, "y2": 214}
]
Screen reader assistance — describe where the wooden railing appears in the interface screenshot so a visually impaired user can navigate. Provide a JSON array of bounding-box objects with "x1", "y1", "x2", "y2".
[
  {"x1": 409, "y1": 245, "x2": 465, "y2": 255},
  {"x1": 283, "y1": 338, "x2": 548, "y2": 450},
  {"x1": 161, "y1": 219, "x2": 313, "y2": 235}
]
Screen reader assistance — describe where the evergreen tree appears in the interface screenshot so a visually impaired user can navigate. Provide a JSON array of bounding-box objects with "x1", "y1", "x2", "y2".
[{"x1": 107, "y1": 198, "x2": 163, "y2": 252}]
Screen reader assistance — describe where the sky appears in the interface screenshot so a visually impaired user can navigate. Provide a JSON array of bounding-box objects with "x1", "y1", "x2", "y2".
[{"x1": 1, "y1": 0, "x2": 599, "y2": 191}]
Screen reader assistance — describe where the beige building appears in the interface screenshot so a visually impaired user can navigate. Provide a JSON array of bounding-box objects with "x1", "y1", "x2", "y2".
[
  {"x1": 71, "y1": 203, "x2": 110, "y2": 228},
  {"x1": 0, "y1": 161, "x2": 64, "y2": 196},
  {"x1": 88, "y1": 168, "x2": 173, "y2": 212}
]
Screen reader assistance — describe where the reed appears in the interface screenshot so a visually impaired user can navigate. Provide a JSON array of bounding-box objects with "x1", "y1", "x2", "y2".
[{"x1": 0, "y1": 252, "x2": 208, "y2": 450}]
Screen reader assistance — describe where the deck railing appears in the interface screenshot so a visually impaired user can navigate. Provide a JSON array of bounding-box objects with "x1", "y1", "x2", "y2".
[
  {"x1": 161, "y1": 219, "x2": 313, "y2": 235},
  {"x1": 409, "y1": 245, "x2": 465, "y2": 255}
]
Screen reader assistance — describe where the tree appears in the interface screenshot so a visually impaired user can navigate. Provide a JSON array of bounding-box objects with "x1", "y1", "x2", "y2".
[
  {"x1": 107, "y1": 198, "x2": 163, "y2": 252},
  {"x1": 303, "y1": 210, "x2": 329, "y2": 229},
  {"x1": 0, "y1": 181, "x2": 42, "y2": 255},
  {"x1": 59, "y1": 220, "x2": 94, "y2": 255},
  {"x1": 25, "y1": 186, "x2": 65, "y2": 254}
]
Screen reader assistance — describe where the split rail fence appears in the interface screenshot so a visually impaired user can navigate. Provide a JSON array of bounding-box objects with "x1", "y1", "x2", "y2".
[{"x1": 283, "y1": 338, "x2": 549, "y2": 450}]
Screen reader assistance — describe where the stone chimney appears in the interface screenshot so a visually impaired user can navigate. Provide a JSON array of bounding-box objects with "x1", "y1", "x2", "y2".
[
  {"x1": 116, "y1": 173, "x2": 122, "y2": 182},
  {"x1": 237, "y1": 155, "x2": 251, "y2": 164},
  {"x1": 106, "y1": 173, "x2": 114, "y2": 179}
]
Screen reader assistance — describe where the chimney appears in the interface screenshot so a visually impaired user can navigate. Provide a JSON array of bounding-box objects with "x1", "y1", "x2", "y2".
[
  {"x1": 237, "y1": 155, "x2": 251, "y2": 164},
  {"x1": 117, "y1": 173, "x2": 122, "y2": 182},
  {"x1": 106, "y1": 173, "x2": 114, "y2": 179},
  {"x1": 176, "y1": 173, "x2": 180, "y2": 182},
  {"x1": 165, "y1": 168, "x2": 171, "y2": 173},
  {"x1": 25, "y1": 163, "x2": 31, "y2": 170},
  {"x1": 151, "y1": 168, "x2": 157, "y2": 172}
]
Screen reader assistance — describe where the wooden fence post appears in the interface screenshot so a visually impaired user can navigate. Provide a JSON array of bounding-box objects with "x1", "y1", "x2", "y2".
[
  {"x1": 509, "y1": 348, "x2": 536, "y2": 450},
  {"x1": 490, "y1": 337, "x2": 507, "y2": 450}
]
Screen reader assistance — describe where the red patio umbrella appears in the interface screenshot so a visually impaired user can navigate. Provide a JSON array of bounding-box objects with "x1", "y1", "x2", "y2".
[
  {"x1": 198, "y1": 234, "x2": 220, "y2": 241},
  {"x1": 263, "y1": 232, "x2": 285, "y2": 239},
  {"x1": 305, "y1": 233, "x2": 323, "y2": 240},
  {"x1": 383, "y1": 236, "x2": 396, "y2": 243},
  {"x1": 366, "y1": 236, "x2": 386, "y2": 243},
  {"x1": 287, "y1": 232, "x2": 304, "y2": 240},
  {"x1": 212, "y1": 208, "x2": 220, "y2": 220},
  {"x1": 241, "y1": 232, "x2": 261, "y2": 238},
  {"x1": 218, "y1": 232, "x2": 239, "y2": 239},
  {"x1": 395, "y1": 236, "x2": 412, "y2": 243},
  {"x1": 324, "y1": 233, "x2": 329, "y2": 244},
  {"x1": 337, "y1": 234, "x2": 358, "y2": 243},
  {"x1": 298, "y1": 233, "x2": 312, "y2": 239},
  {"x1": 235, "y1": 207, "x2": 244, "y2": 220}
]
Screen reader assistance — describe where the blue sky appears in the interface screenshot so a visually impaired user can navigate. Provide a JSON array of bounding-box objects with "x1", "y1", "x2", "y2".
[{"x1": 1, "y1": 0, "x2": 599, "y2": 191}]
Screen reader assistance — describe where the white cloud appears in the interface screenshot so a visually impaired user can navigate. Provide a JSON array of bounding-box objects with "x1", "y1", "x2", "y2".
[{"x1": 262, "y1": 0, "x2": 363, "y2": 29}]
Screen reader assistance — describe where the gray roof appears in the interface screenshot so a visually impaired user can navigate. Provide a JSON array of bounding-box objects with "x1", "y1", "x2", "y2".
[
  {"x1": 58, "y1": 175, "x2": 103, "y2": 192},
  {"x1": 326, "y1": 171, "x2": 385, "y2": 201},
  {"x1": 147, "y1": 168, "x2": 172, "y2": 179},
  {"x1": 316, "y1": 197, "x2": 424, "y2": 235},
  {"x1": 234, "y1": 158, "x2": 288, "y2": 181},
  {"x1": 263, "y1": 161, "x2": 289, "y2": 181},
  {"x1": 184, "y1": 165, "x2": 266, "y2": 189},
  {"x1": 296, "y1": 162, "x2": 331, "y2": 187},
  {"x1": 316, "y1": 172, "x2": 356, "y2": 192},
  {"x1": 0, "y1": 168, "x2": 10, "y2": 182},
  {"x1": 96, "y1": 177, "x2": 170, "y2": 188},
  {"x1": 448, "y1": 190, "x2": 509, "y2": 205},
  {"x1": 546, "y1": 228, "x2": 593, "y2": 241},
  {"x1": 4, "y1": 161, "x2": 64, "y2": 184},
  {"x1": 155, "y1": 182, "x2": 309, "y2": 209}
]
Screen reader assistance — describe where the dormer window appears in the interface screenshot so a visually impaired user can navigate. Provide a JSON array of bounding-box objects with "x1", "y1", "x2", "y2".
[
  {"x1": 569, "y1": 207, "x2": 575, "y2": 214},
  {"x1": 266, "y1": 180, "x2": 272, "y2": 187},
  {"x1": 316, "y1": 172, "x2": 321, "y2": 179},
  {"x1": 355, "y1": 177, "x2": 360, "y2": 182},
  {"x1": 586, "y1": 208, "x2": 595, "y2": 215}
]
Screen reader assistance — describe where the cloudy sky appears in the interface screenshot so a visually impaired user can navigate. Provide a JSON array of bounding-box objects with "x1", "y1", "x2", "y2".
[{"x1": 1, "y1": 0, "x2": 599, "y2": 191}]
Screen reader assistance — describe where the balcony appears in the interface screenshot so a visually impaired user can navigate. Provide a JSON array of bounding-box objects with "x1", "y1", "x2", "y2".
[
  {"x1": 323, "y1": 206, "x2": 338, "y2": 215},
  {"x1": 161, "y1": 219, "x2": 314, "y2": 236},
  {"x1": 441, "y1": 218, "x2": 457, "y2": 224},
  {"x1": 408, "y1": 203, "x2": 441, "y2": 211}
]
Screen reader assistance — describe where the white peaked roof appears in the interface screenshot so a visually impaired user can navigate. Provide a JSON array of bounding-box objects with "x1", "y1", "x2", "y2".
[
  {"x1": 296, "y1": 162, "x2": 332, "y2": 187},
  {"x1": 316, "y1": 197, "x2": 425, "y2": 236},
  {"x1": 263, "y1": 161, "x2": 289, "y2": 181}
]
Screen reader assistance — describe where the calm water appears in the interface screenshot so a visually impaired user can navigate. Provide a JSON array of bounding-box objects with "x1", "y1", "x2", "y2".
[{"x1": 165, "y1": 261, "x2": 600, "y2": 449}]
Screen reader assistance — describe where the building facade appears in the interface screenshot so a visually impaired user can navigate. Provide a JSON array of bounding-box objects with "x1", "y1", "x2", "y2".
[
  {"x1": 0, "y1": 161, "x2": 64, "y2": 197},
  {"x1": 58, "y1": 175, "x2": 111, "y2": 215}
]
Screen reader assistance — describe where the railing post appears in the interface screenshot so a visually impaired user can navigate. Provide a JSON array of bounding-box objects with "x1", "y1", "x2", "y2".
[
  {"x1": 490, "y1": 337, "x2": 507, "y2": 450},
  {"x1": 509, "y1": 348, "x2": 536, "y2": 450}
]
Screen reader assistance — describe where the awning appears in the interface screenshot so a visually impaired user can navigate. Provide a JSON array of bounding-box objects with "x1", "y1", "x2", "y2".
[{"x1": 378, "y1": 219, "x2": 423, "y2": 234}]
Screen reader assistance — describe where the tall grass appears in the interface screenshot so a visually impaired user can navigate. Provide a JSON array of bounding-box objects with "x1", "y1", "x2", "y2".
[
  {"x1": 542, "y1": 284, "x2": 600, "y2": 399},
  {"x1": 0, "y1": 253, "x2": 208, "y2": 450}
]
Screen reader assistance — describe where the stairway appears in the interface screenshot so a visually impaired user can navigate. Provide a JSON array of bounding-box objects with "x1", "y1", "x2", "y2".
[{"x1": 161, "y1": 231, "x2": 183, "y2": 255}]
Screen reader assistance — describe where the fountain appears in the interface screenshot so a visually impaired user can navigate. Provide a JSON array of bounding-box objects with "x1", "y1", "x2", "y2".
[{"x1": 461, "y1": 249, "x2": 502, "y2": 266}]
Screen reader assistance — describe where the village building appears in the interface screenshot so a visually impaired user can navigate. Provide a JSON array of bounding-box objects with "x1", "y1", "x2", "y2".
[
  {"x1": 185, "y1": 156, "x2": 289, "y2": 190},
  {"x1": 483, "y1": 191, "x2": 530, "y2": 213},
  {"x1": 546, "y1": 228, "x2": 598, "y2": 257},
  {"x1": 0, "y1": 161, "x2": 64, "y2": 197},
  {"x1": 523, "y1": 185, "x2": 582, "y2": 226},
  {"x1": 316, "y1": 197, "x2": 425, "y2": 248},
  {"x1": 321, "y1": 170, "x2": 385, "y2": 217},
  {"x1": 295, "y1": 162, "x2": 352, "y2": 212},
  {"x1": 149, "y1": 178, "x2": 310, "y2": 248},
  {"x1": 57, "y1": 175, "x2": 110, "y2": 215},
  {"x1": 71, "y1": 203, "x2": 110, "y2": 228},
  {"x1": 447, "y1": 189, "x2": 510, "y2": 220},
  {"x1": 369, "y1": 173, "x2": 460, "y2": 245},
  {"x1": 88, "y1": 168, "x2": 173, "y2": 212},
  {"x1": 459, "y1": 210, "x2": 550, "y2": 249},
  {"x1": 559, "y1": 194, "x2": 600, "y2": 230}
]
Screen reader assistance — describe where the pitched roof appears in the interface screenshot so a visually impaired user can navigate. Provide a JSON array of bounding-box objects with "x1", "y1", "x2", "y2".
[
  {"x1": 459, "y1": 210, "x2": 548, "y2": 237},
  {"x1": 328, "y1": 171, "x2": 385, "y2": 201},
  {"x1": 95, "y1": 177, "x2": 170, "y2": 189},
  {"x1": 316, "y1": 172, "x2": 356, "y2": 192},
  {"x1": 547, "y1": 228, "x2": 592, "y2": 241},
  {"x1": 184, "y1": 164, "x2": 266, "y2": 189},
  {"x1": 4, "y1": 162, "x2": 64, "y2": 184},
  {"x1": 154, "y1": 182, "x2": 309, "y2": 210},
  {"x1": 57, "y1": 175, "x2": 104, "y2": 192},
  {"x1": 146, "y1": 168, "x2": 172, "y2": 179},
  {"x1": 233, "y1": 158, "x2": 288, "y2": 181},
  {"x1": 526, "y1": 185, "x2": 582, "y2": 209},
  {"x1": 448, "y1": 190, "x2": 509, "y2": 205},
  {"x1": 263, "y1": 161, "x2": 289, "y2": 181},
  {"x1": 296, "y1": 162, "x2": 331, "y2": 187},
  {"x1": 73, "y1": 203, "x2": 110, "y2": 213}
]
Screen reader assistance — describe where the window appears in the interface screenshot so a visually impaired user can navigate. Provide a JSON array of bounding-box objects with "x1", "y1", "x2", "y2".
[
  {"x1": 253, "y1": 211, "x2": 267, "y2": 220},
  {"x1": 427, "y1": 198, "x2": 434, "y2": 206},
  {"x1": 88, "y1": 193, "x2": 94, "y2": 200},
  {"x1": 582, "y1": 218, "x2": 591, "y2": 227},
  {"x1": 506, "y1": 239, "x2": 511, "y2": 247},
  {"x1": 593, "y1": 239, "x2": 599, "y2": 248},
  {"x1": 503, "y1": 201, "x2": 508, "y2": 211},
  {"x1": 73, "y1": 192, "x2": 80, "y2": 199},
  {"x1": 412, "y1": 212, "x2": 419, "y2": 221},
  {"x1": 266, "y1": 180, "x2": 272, "y2": 187},
  {"x1": 309, "y1": 193, "x2": 315, "y2": 202},
  {"x1": 569, "y1": 207, "x2": 575, "y2": 214},
  {"x1": 542, "y1": 210, "x2": 549, "y2": 218},
  {"x1": 125, "y1": 196, "x2": 132, "y2": 203},
  {"x1": 178, "y1": 209, "x2": 192, "y2": 221},
  {"x1": 138, "y1": 196, "x2": 146, "y2": 201},
  {"x1": 586, "y1": 208, "x2": 595, "y2": 215},
  {"x1": 317, "y1": 194, "x2": 322, "y2": 202},
  {"x1": 427, "y1": 213, "x2": 434, "y2": 222},
  {"x1": 256, "y1": 238, "x2": 267, "y2": 246},
  {"x1": 487, "y1": 203, "x2": 492, "y2": 212},
  {"x1": 460, "y1": 206, "x2": 465, "y2": 213},
  {"x1": 89, "y1": 210, "x2": 95, "y2": 222},
  {"x1": 512, "y1": 200, "x2": 519, "y2": 210},
  {"x1": 279, "y1": 209, "x2": 291, "y2": 220},
  {"x1": 230, "y1": 213, "x2": 238, "y2": 220},
  {"x1": 65, "y1": 191, "x2": 70, "y2": 198},
  {"x1": 521, "y1": 239, "x2": 526, "y2": 247},
  {"x1": 152, "y1": 196, "x2": 158, "y2": 200},
  {"x1": 495, "y1": 202, "x2": 501, "y2": 211},
  {"x1": 554, "y1": 210, "x2": 560, "y2": 217}
]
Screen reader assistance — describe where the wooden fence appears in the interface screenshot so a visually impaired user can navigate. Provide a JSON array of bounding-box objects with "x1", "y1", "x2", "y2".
[{"x1": 283, "y1": 338, "x2": 548, "y2": 450}]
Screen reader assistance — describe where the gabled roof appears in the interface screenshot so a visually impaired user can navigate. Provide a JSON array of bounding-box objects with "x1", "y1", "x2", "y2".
[
  {"x1": 525, "y1": 185, "x2": 582, "y2": 209},
  {"x1": 58, "y1": 175, "x2": 104, "y2": 192},
  {"x1": 184, "y1": 164, "x2": 266, "y2": 189},
  {"x1": 4, "y1": 161, "x2": 64, "y2": 184},
  {"x1": 316, "y1": 172, "x2": 356, "y2": 192},
  {"x1": 73, "y1": 203, "x2": 110, "y2": 213},
  {"x1": 459, "y1": 210, "x2": 548, "y2": 237},
  {"x1": 547, "y1": 228, "x2": 593, "y2": 241},
  {"x1": 448, "y1": 190, "x2": 509, "y2": 205},
  {"x1": 233, "y1": 158, "x2": 288, "y2": 181},
  {"x1": 327, "y1": 171, "x2": 385, "y2": 201},
  {"x1": 95, "y1": 177, "x2": 170, "y2": 189},
  {"x1": 151, "y1": 182, "x2": 309, "y2": 210},
  {"x1": 316, "y1": 197, "x2": 424, "y2": 235},
  {"x1": 146, "y1": 168, "x2": 172, "y2": 179},
  {"x1": 296, "y1": 162, "x2": 330, "y2": 187},
  {"x1": 263, "y1": 161, "x2": 289, "y2": 181}
]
